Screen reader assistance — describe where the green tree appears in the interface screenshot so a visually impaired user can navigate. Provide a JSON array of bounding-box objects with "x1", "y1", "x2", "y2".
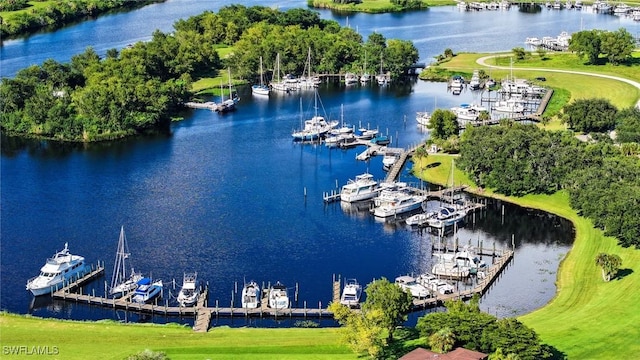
[
  {"x1": 600, "y1": 28, "x2": 635, "y2": 65},
  {"x1": 328, "y1": 302, "x2": 386, "y2": 358},
  {"x1": 569, "y1": 30, "x2": 603, "y2": 64},
  {"x1": 362, "y1": 277, "x2": 413, "y2": 342},
  {"x1": 595, "y1": 253, "x2": 622, "y2": 282},
  {"x1": 512, "y1": 47, "x2": 527, "y2": 60},
  {"x1": 429, "y1": 327, "x2": 456, "y2": 353},
  {"x1": 615, "y1": 107, "x2": 640, "y2": 143},
  {"x1": 563, "y1": 98, "x2": 617, "y2": 133},
  {"x1": 428, "y1": 109, "x2": 459, "y2": 140}
]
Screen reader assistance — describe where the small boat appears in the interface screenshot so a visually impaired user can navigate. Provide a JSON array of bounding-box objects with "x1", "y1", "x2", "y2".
[
  {"x1": 292, "y1": 91, "x2": 339, "y2": 141},
  {"x1": 492, "y1": 98, "x2": 525, "y2": 114},
  {"x1": 132, "y1": 277, "x2": 163, "y2": 304},
  {"x1": 416, "y1": 111, "x2": 431, "y2": 126},
  {"x1": 26, "y1": 243, "x2": 90, "y2": 296},
  {"x1": 344, "y1": 72, "x2": 358, "y2": 85},
  {"x1": 109, "y1": 226, "x2": 143, "y2": 298},
  {"x1": 354, "y1": 127, "x2": 378, "y2": 140},
  {"x1": 373, "y1": 189, "x2": 426, "y2": 218},
  {"x1": 241, "y1": 280, "x2": 261, "y2": 309},
  {"x1": 427, "y1": 206, "x2": 467, "y2": 229},
  {"x1": 405, "y1": 211, "x2": 436, "y2": 226},
  {"x1": 216, "y1": 68, "x2": 239, "y2": 113},
  {"x1": 432, "y1": 246, "x2": 486, "y2": 279},
  {"x1": 340, "y1": 279, "x2": 362, "y2": 307},
  {"x1": 177, "y1": 272, "x2": 200, "y2": 307},
  {"x1": 395, "y1": 275, "x2": 430, "y2": 298},
  {"x1": 252, "y1": 56, "x2": 270, "y2": 96},
  {"x1": 382, "y1": 151, "x2": 399, "y2": 170},
  {"x1": 268, "y1": 281, "x2": 289, "y2": 309},
  {"x1": 340, "y1": 173, "x2": 380, "y2": 203},
  {"x1": 451, "y1": 103, "x2": 487, "y2": 122},
  {"x1": 370, "y1": 134, "x2": 390, "y2": 145}
]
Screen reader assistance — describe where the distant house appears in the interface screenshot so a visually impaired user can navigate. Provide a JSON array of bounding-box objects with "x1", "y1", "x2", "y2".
[{"x1": 400, "y1": 347, "x2": 488, "y2": 360}]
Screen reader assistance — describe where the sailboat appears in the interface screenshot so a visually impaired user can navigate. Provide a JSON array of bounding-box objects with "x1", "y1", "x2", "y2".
[
  {"x1": 427, "y1": 159, "x2": 467, "y2": 229},
  {"x1": 376, "y1": 53, "x2": 387, "y2": 85},
  {"x1": 360, "y1": 51, "x2": 371, "y2": 84},
  {"x1": 300, "y1": 47, "x2": 321, "y2": 89},
  {"x1": 217, "y1": 68, "x2": 239, "y2": 113},
  {"x1": 270, "y1": 53, "x2": 290, "y2": 93},
  {"x1": 252, "y1": 56, "x2": 270, "y2": 96},
  {"x1": 292, "y1": 90, "x2": 339, "y2": 141},
  {"x1": 109, "y1": 226, "x2": 143, "y2": 298}
]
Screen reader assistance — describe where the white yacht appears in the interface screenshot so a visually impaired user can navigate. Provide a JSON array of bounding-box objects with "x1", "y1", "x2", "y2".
[
  {"x1": 340, "y1": 279, "x2": 363, "y2": 307},
  {"x1": 344, "y1": 72, "x2": 358, "y2": 85},
  {"x1": 416, "y1": 111, "x2": 431, "y2": 126},
  {"x1": 268, "y1": 281, "x2": 289, "y2": 309},
  {"x1": 132, "y1": 277, "x2": 163, "y2": 304},
  {"x1": 451, "y1": 103, "x2": 487, "y2": 122},
  {"x1": 395, "y1": 275, "x2": 430, "y2": 298},
  {"x1": 340, "y1": 173, "x2": 380, "y2": 203},
  {"x1": 405, "y1": 211, "x2": 437, "y2": 226},
  {"x1": 252, "y1": 56, "x2": 270, "y2": 96},
  {"x1": 427, "y1": 206, "x2": 467, "y2": 229},
  {"x1": 292, "y1": 91, "x2": 339, "y2": 141},
  {"x1": 373, "y1": 189, "x2": 426, "y2": 218},
  {"x1": 177, "y1": 272, "x2": 199, "y2": 307},
  {"x1": 492, "y1": 98, "x2": 525, "y2": 114},
  {"x1": 241, "y1": 280, "x2": 261, "y2": 309},
  {"x1": 109, "y1": 226, "x2": 143, "y2": 298},
  {"x1": 382, "y1": 152, "x2": 400, "y2": 170},
  {"x1": 432, "y1": 246, "x2": 486, "y2": 279},
  {"x1": 26, "y1": 243, "x2": 90, "y2": 296}
]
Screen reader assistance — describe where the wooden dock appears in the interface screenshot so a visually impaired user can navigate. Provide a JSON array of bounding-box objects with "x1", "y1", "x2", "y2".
[{"x1": 51, "y1": 245, "x2": 512, "y2": 332}]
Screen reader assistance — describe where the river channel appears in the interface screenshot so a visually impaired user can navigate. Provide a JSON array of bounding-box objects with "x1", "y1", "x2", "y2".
[{"x1": 1, "y1": 1, "x2": 635, "y2": 327}]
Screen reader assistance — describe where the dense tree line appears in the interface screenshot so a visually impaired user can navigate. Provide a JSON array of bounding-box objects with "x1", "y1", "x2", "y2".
[
  {"x1": 0, "y1": 0, "x2": 162, "y2": 38},
  {"x1": 1, "y1": 6, "x2": 420, "y2": 142},
  {"x1": 417, "y1": 299, "x2": 552, "y2": 359},
  {"x1": 568, "y1": 28, "x2": 635, "y2": 65},
  {"x1": 456, "y1": 122, "x2": 640, "y2": 248}
]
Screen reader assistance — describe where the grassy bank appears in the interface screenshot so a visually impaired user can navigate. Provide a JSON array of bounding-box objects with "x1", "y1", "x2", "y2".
[
  {"x1": 413, "y1": 154, "x2": 640, "y2": 359},
  {"x1": 308, "y1": 0, "x2": 434, "y2": 13},
  {"x1": 0, "y1": 314, "x2": 355, "y2": 360}
]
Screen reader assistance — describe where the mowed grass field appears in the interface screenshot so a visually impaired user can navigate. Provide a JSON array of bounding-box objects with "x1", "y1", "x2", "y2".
[
  {"x1": 414, "y1": 154, "x2": 640, "y2": 360},
  {"x1": 0, "y1": 314, "x2": 356, "y2": 360}
]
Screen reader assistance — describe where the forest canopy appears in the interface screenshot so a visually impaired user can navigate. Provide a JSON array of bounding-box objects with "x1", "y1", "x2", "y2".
[{"x1": 0, "y1": 5, "x2": 419, "y2": 142}]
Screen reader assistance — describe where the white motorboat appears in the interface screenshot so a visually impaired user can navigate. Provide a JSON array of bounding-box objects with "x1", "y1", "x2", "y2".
[
  {"x1": 109, "y1": 226, "x2": 143, "y2": 298},
  {"x1": 395, "y1": 275, "x2": 430, "y2": 298},
  {"x1": 405, "y1": 211, "x2": 436, "y2": 226},
  {"x1": 292, "y1": 91, "x2": 339, "y2": 141},
  {"x1": 26, "y1": 243, "x2": 90, "y2": 296},
  {"x1": 416, "y1": 273, "x2": 454, "y2": 295},
  {"x1": 177, "y1": 272, "x2": 200, "y2": 307},
  {"x1": 344, "y1": 72, "x2": 358, "y2": 85},
  {"x1": 241, "y1": 280, "x2": 261, "y2": 309},
  {"x1": 492, "y1": 98, "x2": 525, "y2": 114},
  {"x1": 451, "y1": 103, "x2": 487, "y2": 122},
  {"x1": 268, "y1": 281, "x2": 289, "y2": 309},
  {"x1": 132, "y1": 277, "x2": 163, "y2": 304},
  {"x1": 373, "y1": 189, "x2": 426, "y2": 218},
  {"x1": 416, "y1": 111, "x2": 431, "y2": 126},
  {"x1": 340, "y1": 173, "x2": 380, "y2": 203},
  {"x1": 382, "y1": 151, "x2": 400, "y2": 170},
  {"x1": 427, "y1": 206, "x2": 468, "y2": 229},
  {"x1": 340, "y1": 279, "x2": 362, "y2": 307},
  {"x1": 252, "y1": 56, "x2": 270, "y2": 96},
  {"x1": 432, "y1": 246, "x2": 487, "y2": 279}
]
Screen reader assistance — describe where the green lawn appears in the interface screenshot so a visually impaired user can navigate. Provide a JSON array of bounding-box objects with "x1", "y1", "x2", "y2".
[
  {"x1": 308, "y1": 0, "x2": 437, "y2": 12},
  {"x1": 413, "y1": 153, "x2": 640, "y2": 360},
  {"x1": 0, "y1": 1, "x2": 53, "y2": 22},
  {"x1": 0, "y1": 314, "x2": 355, "y2": 360}
]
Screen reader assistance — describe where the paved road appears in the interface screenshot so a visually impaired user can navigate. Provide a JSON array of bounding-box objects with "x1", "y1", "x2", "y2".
[{"x1": 476, "y1": 55, "x2": 640, "y2": 109}]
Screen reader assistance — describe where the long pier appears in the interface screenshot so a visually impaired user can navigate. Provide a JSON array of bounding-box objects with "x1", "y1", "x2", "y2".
[{"x1": 50, "y1": 243, "x2": 512, "y2": 332}]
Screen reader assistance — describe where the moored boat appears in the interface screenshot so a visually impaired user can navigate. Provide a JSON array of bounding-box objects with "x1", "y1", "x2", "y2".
[
  {"x1": 340, "y1": 278, "x2": 362, "y2": 307},
  {"x1": 405, "y1": 210, "x2": 437, "y2": 226},
  {"x1": 268, "y1": 281, "x2": 289, "y2": 309},
  {"x1": 395, "y1": 275, "x2": 430, "y2": 298},
  {"x1": 26, "y1": 243, "x2": 90, "y2": 296},
  {"x1": 241, "y1": 280, "x2": 261, "y2": 309},
  {"x1": 373, "y1": 188, "x2": 426, "y2": 218},
  {"x1": 252, "y1": 56, "x2": 270, "y2": 96},
  {"x1": 340, "y1": 173, "x2": 380, "y2": 203},
  {"x1": 109, "y1": 226, "x2": 143, "y2": 298},
  {"x1": 427, "y1": 206, "x2": 467, "y2": 229},
  {"x1": 177, "y1": 272, "x2": 200, "y2": 307},
  {"x1": 132, "y1": 277, "x2": 163, "y2": 304}
]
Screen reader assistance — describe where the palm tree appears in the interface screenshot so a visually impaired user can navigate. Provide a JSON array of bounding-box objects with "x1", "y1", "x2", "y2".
[
  {"x1": 429, "y1": 327, "x2": 456, "y2": 353},
  {"x1": 595, "y1": 253, "x2": 622, "y2": 282}
]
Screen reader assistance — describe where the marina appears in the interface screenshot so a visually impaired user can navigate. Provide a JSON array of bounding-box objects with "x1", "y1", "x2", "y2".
[{"x1": 47, "y1": 244, "x2": 513, "y2": 331}]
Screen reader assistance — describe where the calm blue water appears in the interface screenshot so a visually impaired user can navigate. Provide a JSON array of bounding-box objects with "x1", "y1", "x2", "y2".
[{"x1": 2, "y1": 1, "x2": 630, "y2": 326}]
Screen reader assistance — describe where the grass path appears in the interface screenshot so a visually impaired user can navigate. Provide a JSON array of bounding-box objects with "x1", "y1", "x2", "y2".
[{"x1": 414, "y1": 154, "x2": 640, "y2": 359}]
